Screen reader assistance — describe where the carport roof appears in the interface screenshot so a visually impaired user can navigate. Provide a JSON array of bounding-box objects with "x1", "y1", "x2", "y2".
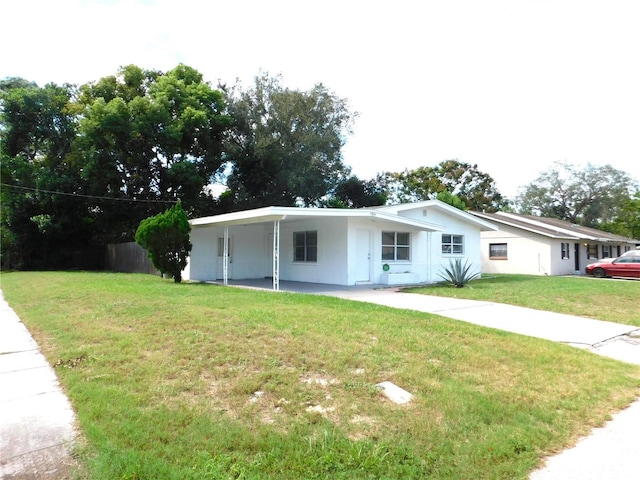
[{"x1": 190, "y1": 206, "x2": 445, "y2": 231}]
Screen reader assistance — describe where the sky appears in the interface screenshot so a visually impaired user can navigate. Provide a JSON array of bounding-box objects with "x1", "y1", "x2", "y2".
[{"x1": 3, "y1": 0, "x2": 640, "y2": 199}]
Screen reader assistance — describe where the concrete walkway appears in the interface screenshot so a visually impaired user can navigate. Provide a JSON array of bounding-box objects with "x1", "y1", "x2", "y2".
[
  {"x1": 0, "y1": 292, "x2": 76, "y2": 479},
  {"x1": 2, "y1": 281, "x2": 640, "y2": 479}
]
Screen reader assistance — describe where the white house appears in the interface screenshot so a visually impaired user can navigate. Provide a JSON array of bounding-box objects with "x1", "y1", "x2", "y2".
[
  {"x1": 470, "y1": 211, "x2": 639, "y2": 276},
  {"x1": 183, "y1": 200, "x2": 497, "y2": 289}
]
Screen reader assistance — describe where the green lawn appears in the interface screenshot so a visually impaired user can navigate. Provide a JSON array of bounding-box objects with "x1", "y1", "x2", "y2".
[
  {"x1": 407, "y1": 274, "x2": 640, "y2": 326},
  {"x1": 2, "y1": 271, "x2": 639, "y2": 479}
]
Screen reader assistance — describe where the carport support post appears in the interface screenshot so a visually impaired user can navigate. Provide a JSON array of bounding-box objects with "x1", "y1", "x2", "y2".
[
  {"x1": 273, "y1": 220, "x2": 280, "y2": 291},
  {"x1": 223, "y1": 226, "x2": 229, "y2": 285}
]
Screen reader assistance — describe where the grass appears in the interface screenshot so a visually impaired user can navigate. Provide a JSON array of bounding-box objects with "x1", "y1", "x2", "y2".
[
  {"x1": 1, "y1": 271, "x2": 639, "y2": 479},
  {"x1": 406, "y1": 274, "x2": 640, "y2": 326}
]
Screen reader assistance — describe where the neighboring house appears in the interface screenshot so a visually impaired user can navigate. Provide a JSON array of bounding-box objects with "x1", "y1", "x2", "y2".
[
  {"x1": 184, "y1": 200, "x2": 497, "y2": 289},
  {"x1": 470, "y1": 211, "x2": 639, "y2": 276}
]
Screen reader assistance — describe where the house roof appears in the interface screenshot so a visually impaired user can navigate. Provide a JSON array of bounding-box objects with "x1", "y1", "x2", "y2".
[
  {"x1": 470, "y1": 211, "x2": 639, "y2": 243},
  {"x1": 378, "y1": 200, "x2": 498, "y2": 232},
  {"x1": 190, "y1": 205, "x2": 446, "y2": 232}
]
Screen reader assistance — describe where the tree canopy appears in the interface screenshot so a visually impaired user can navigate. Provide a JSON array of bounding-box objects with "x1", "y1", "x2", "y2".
[
  {"x1": 222, "y1": 73, "x2": 356, "y2": 208},
  {"x1": 515, "y1": 161, "x2": 638, "y2": 227},
  {"x1": 76, "y1": 64, "x2": 231, "y2": 239},
  {"x1": 1, "y1": 65, "x2": 231, "y2": 269},
  {"x1": 389, "y1": 160, "x2": 507, "y2": 212}
]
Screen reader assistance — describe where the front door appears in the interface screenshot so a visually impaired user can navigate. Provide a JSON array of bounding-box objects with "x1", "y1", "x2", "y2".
[
  {"x1": 574, "y1": 243, "x2": 580, "y2": 271},
  {"x1": 356, "y1": 229, "x2": 371, "y2": 283}
]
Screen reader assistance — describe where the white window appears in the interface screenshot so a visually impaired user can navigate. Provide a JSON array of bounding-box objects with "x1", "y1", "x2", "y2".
[
  {"x1": 382, "y1": 231, "x2": 410, "y2": 261},
  {"x1": 442, "y1": 234, "x2": 464, "y2": 255},
  {"x1": 602, "y1": 245, "x2": 612, "y2": 258},
  {"x1": 561, "y1": 242, "x2": 570, "y2": 260},
  {"x1": 294, "y1": 231, "x2": 317, "y2": 262}
]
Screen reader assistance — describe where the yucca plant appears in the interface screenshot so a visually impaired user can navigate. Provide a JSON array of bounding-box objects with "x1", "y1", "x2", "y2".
[{"x1": 438, "y1": 258, "x2": 481, "y2": 288}]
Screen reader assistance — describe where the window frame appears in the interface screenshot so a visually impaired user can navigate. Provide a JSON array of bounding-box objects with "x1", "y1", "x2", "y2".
[
  {"x1": 442, "y1": 234, "x2": 464, "y2": 255},
  {"x1": 293, "y1": 230, "x2": 318, "y2": 263},
  {"x1": 381, "y1": 231, "x2": 411, "y2": 262},
  {"x1": 561, "y1": 242, "x2": 570, "y2": 260},
  {"x1": 489, "y1": 243, "x2": 508, "y2": 260}
]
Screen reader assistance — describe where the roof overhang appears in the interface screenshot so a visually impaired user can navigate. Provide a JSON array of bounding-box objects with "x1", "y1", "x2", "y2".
[{"x1": 190, "y1": 206, "x2": 445, "y2": 231}]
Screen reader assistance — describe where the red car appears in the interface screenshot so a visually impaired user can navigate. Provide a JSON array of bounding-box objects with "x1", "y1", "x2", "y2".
[{"x1": 585, "y1": 253, "x2": 640, "y2": 279}]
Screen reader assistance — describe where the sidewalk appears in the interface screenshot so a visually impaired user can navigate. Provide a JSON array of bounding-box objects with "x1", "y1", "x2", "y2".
[
  {"x1": 1, "y1": 282, "x2": 639, "y2": 479},
  {"x1": 0, "y1": 291, "x2": 76, "y2": 479}
]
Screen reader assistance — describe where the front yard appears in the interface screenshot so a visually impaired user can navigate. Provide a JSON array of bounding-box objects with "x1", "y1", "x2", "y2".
[
  {"x1": 407, "y1": 274, "x2": 640, "y2": 326},
  {"x1": 2, "y1": 271, "x2": 639, "y2": 479}
]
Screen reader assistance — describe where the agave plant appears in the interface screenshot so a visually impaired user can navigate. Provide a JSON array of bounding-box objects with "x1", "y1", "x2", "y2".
[{"x1": 438, "y1": 258, "x2": 481, "y2": 288}]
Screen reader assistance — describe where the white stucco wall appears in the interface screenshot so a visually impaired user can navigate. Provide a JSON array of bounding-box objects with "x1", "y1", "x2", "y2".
[
  {"x1": 186, "y1": 202, "x2": 488, "y2": 286},
  {"x1": 478, "y1": 226, "x2": 631, "y2": 276},
  {"x1": 396, "y1": 206, "x2": 485, "y2": 282},
  {"x1": 480, "y1": 228, "x2": 557, "y2": 275}
]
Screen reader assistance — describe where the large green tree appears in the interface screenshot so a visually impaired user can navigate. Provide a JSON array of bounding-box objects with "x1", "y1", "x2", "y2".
[
  {"x1": 390, "y1": 160, "x2": 506, "y2": 212},
  {"x1": 0, "y1": 79, "x2": 90, "y2": 269},
  {"x1": 515, "y1": 161, "x2": 638, "y2": 227},
  {"x1": 76, "y1": 64, "x2": 231, "y2": 241},
  {"x1": 222, "y1": 73, "x2": 356, "y2": 208}
]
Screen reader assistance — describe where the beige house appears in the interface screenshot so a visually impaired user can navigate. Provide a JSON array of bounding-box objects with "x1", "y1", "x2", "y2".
[{"x1": 470, "y1": 211, "x2": 639, "y2": 276}]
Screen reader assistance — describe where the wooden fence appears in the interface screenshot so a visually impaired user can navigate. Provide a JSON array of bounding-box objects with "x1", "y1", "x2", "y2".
[{"x1": 104, "y1": 242, "x2": 158, "y2": 275}]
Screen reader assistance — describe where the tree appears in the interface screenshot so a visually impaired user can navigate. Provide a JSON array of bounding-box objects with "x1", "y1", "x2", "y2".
[
  {"x1": 222, "y1": 72, "x2": 356, "y2": 208},
  {"x1": 76, "y1": 64, "x2": 231, "y2": 241},
  {"x1": 324, "y1": 174, "x2": 388, "y2": 208},
  {"x1": 436, "y1": 190, "x2": 467, "y2": 210},
  {"x1": 390, "y1": 160, "x2": 506, "y2": 212},
  {"x1": 515, "y1": 161, "x2": 638, "y2": 227},
  {"x1": 600, "y1": 191, "x2": 640, "y2": 239},
  {"x1": 0, "y1": 79, "x2": 90, "y2": 269},
  {"x1": 135, "y1": 202, "x2": 192, "y2": 282}
]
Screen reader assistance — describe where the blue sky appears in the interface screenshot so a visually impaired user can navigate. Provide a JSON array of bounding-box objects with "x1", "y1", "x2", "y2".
[{"x1": 4, "y1": 0, "x2": 640, "y2": 198}]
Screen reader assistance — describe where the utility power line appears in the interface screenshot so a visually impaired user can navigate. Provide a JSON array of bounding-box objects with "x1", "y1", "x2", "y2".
[{"x1": 0, "y1": 183, "x2": 176, "y2": 204}]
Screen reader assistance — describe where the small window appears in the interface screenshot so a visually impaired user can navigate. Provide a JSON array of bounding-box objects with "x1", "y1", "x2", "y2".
[
  {"x1": 442, "y1": 234, "x2": 464, "y2": 255},
  {"x1": 294, "y1": 231, "x2": 317, "y2": 262},
  {"x1": 489, "y1": 243, "x2": 508, "y2": 259},
  {"x1": 602, "y1": 245, "x2": 612, "y2": 258},
  {"x1": 382, "y1": 231, "x2": 411, "y2": 261},
  {"x1": 587, "y1": 244, "x2": 598, "y2": 259},
  {"x1": 561, "y1": 242, "x2": 570, "y2": 260}
]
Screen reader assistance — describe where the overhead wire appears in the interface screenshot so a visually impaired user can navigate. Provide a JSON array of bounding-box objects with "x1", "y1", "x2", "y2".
[{"x1": 0, "y1": 183, "x2": 177, "y2": 204}]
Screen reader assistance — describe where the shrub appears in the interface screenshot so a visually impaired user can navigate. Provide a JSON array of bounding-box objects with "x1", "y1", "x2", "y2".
[
  {"x1": 438, "y1": 258, "x2": 480, "y2": 288},
  {"x1": 135, "y1": 202, "x2": 191, "y2": 282}
]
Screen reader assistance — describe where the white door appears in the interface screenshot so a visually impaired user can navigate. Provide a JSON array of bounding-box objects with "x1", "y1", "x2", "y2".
[{"x1": 356, "y1": 229, "x2": 371, "y2": 282}]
